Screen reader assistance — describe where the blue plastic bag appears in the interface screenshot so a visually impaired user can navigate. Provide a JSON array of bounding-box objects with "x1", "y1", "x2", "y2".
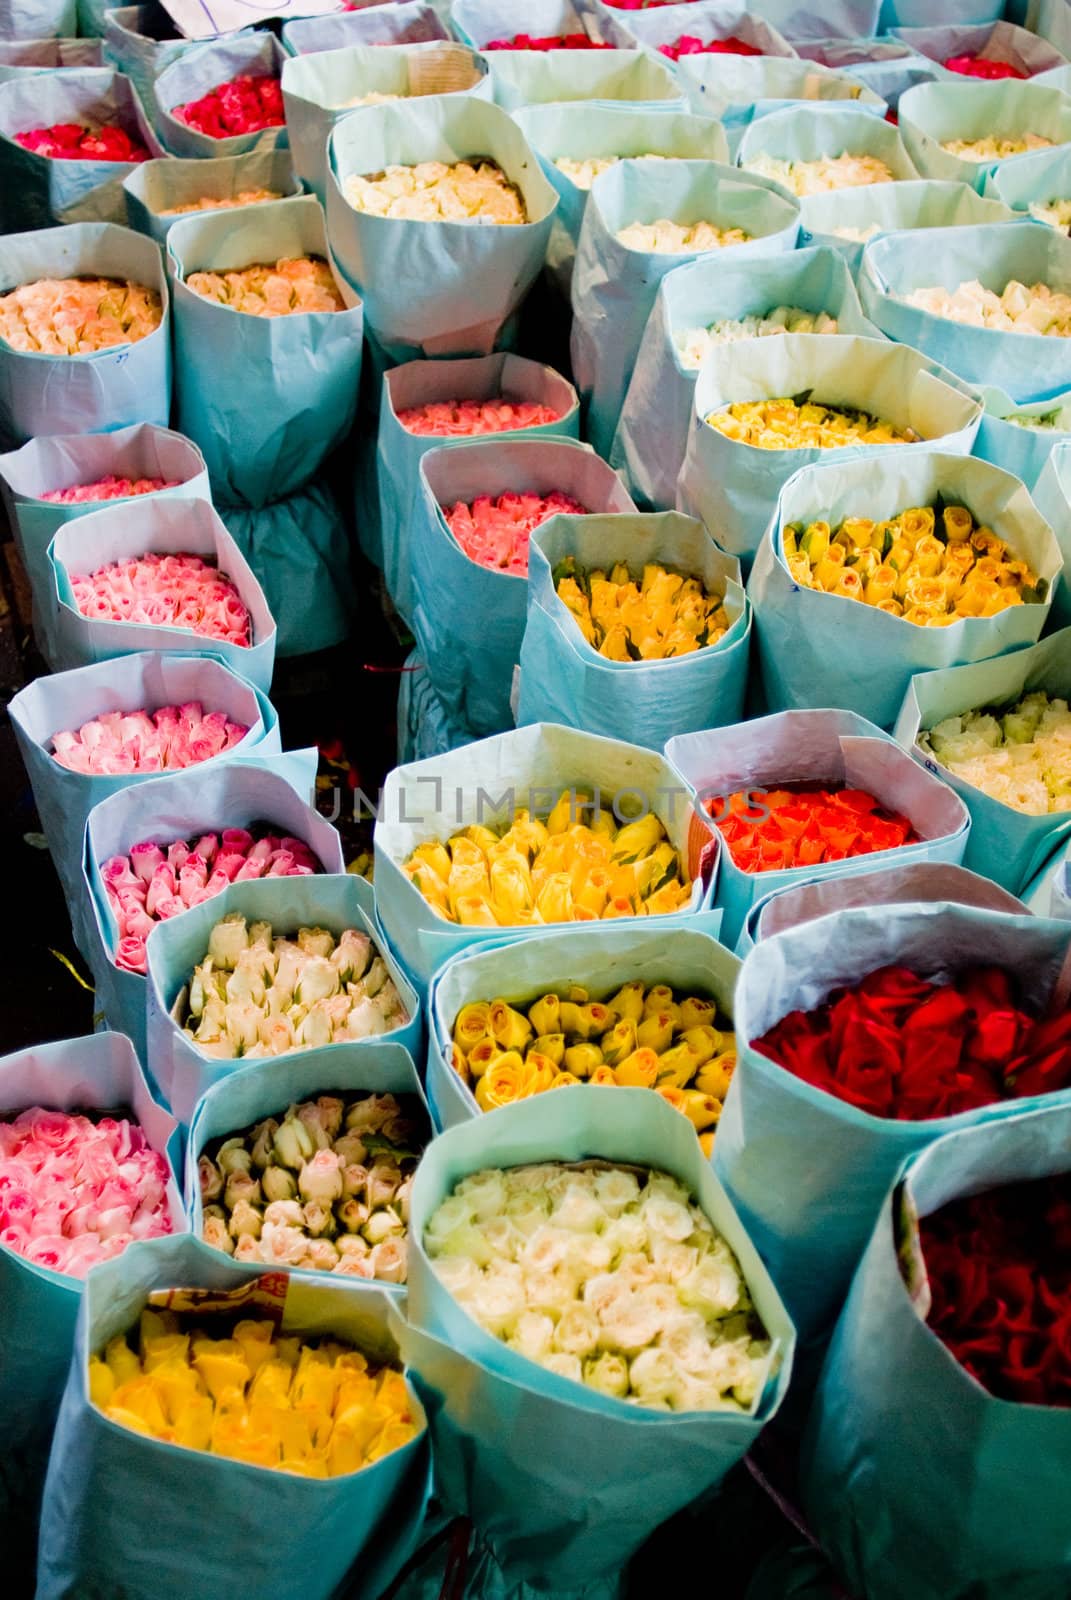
[
  {"x1": 748, "y1": 0, "x2": 880, "y2": 41},
  {"x1": 517, "y1": 510, "x2": 750, "y2": 750},
  {"x1": 396, "y1": 650, "x2": 476, "y2": 764},
  {"x1": 101, "y1": 3, "x2": 202, "y2": 119},
  {"x1": 1031, "y1": 438, "x2": 1071, "y2": 627},
  {"x1": 409, "y1": 436, "x2": 636, "y2": 736},
  {"x1": 0, "y1": 222, "x2": 171, "y2": 448},
  {"x1": 571, "y1": 159, "x2": 800, "y2": 458},
  {"x1": 612, "y1": 244, "x2": 871, "y2": 511},
  {"x1": 282, "y1": 2, "x2": 449, "y2": 55},
  {"x1": 798, "y1": 177, "x2": 1015, "y2": 277},
  {"x1": 123, "y1": 147, "x2": 302, "y2": 244},
  {"x1": 891, "y1": 20, "x2": 1067, "y2": 78},
  {"x1": 793, "y1": 35, "x2": 940, "y2": 109},
  {"x1": 0, "y1": 0, "x2": 75, "y2": 35},
  {"x1": 482, "y1": 47, "x2": 684, "y2": 115},
  {"x1": 677, "y1": 57, "x2": 885, "y2": 156},
  {"x1": 37, "y1": 1237, "x2": 433, "y2": 1600},
  {"x1": 897, "y1": 78, "x2": 1071, "y2": 191},
  {"x1": 0, "y1": 38, "x2": 100, "y2": 80},
  {"x1": 747, "y1": 451, "x2": 1060, "y2": 728},
  {"x1": 168, "y1": 195, "x2": 364, "y2": 509},
  {"x1": 153, "y1": 33, "x2": 288, "y2": 158}
]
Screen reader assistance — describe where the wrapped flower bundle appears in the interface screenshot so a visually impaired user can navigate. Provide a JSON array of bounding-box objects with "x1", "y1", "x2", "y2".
[
  {"x1": 450, "y1": 981, "x2": 736, "y2": 1144},
  {"x1": 446, "y1": 491, "x2": 587, "y2": 575},
  {"x1": 42, "y1": 476, "x2": 177, "y2": 503},
  {"x1": 707, "y1": 786, "x2": 918, "y2": 872},
  {"x1": 917, "y1": 1173, "x2": 1070, "y2": 1405},
  {"x1": 173, "y1": 74, "x2": 284, "y2": 139},
  {"x1": 659, "y1": 36, "x2": 762, "y2": 62},
  {"x1": 677, "y1": 308, "x2": 838, "y2": 369},
  {"x1": 160, "y1": 189, "x2": 282, "y2": 216},
  {"x1": 920, "y1": 691, "x2": 1071, "y2": 816},
  {"x1": 783, "y1": 503, "x2": 1040, "y2": 622},
  {"x1": 344, "y1": 160, "x2": 526, "y2": 223},
  {"x1": 707, "y1": 399, "x2": 917, "y2": 451},
  {"x1": 744, "y1": 153, "x2": 894, "y2": 195},
  {"x1": 69, "y1": 553, "x2": 252, "y2": 648},
  {"x1": 51, "y1": 703, "x2": 248, "y2": 776},
  {"x1": 616, "y1": 219, "x2": 750, "y2": 253},
  {"x1": 397, "y1": 398, "x2": 563, "y2": 436},
  {"x1": 942, "y1": 134, "x2": 1052, "y2": 161},
  {"x1": 0, "y1": 276, "x2": 162, "y2": 355},
  {"x1": 185, "y1": 258, "x2": 344, "y2": 318},
  {"x1": 484, "y1": 35, "x2": 614, "y2": 51},
  {"x1": 554, "y1": 556, "x2": 731, "y2": 659},
  {"x1": 199, "y1": 1090, "x2": 420, "y2": 1280},
  {"x1": 1006, "y1": 404, "x2": 1071, "y2": 429},
  {"x1": 904, "y1": 279, "x2": 1071, "y2": 336},
  {"x1": 102, "y1": 827, "x2": 323, "y2": 977},
  {"x1": 176, "y1": 913, "x2": 409, "y2": 1059},
  {"x1": 1028, "y1": 198, "x2": 1071, "y2": 230},
  {"x1": 753, "y1": 962, "x2": 1071, "y2": 1119},
  {"x1": 402, "y1": 796, "x2": 692, "y2": 926},
  {"x1": 944, "y1": 55, "x2": 1026, "y2": 82},
  {"x1": 14, "y1": 124, "x2": 149, "y2": 162},
  {"x1": 554, "y1": 156, "x2": 662, "y2": 190},
  {"x1": 89, "y1": 1307, "x2": 417, "y2": 1473},
  {"x1": 0, "y1": 1106, "x2": 172, "y2": 1276},
  {"x1": 426, "y1": 1162, "x2": 771, "y2": 1411}
]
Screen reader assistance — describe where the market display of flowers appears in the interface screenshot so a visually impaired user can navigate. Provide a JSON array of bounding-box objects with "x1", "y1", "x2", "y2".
[
  {"x1": 50, "y1": 703, "x2": 248, "y2": 775},
  {"x1": 185, "y1": 258, "x2": 344, "y2": 317},
  {"x1": 554, "y1": 557, "x2": 731, "y2": 658},
  {"x1": 483, "y1": 33, "x2": 613, "y2": 50},
  {"x1": 903, "y1": 279, "x2": 1071, "y2": 337},
  {"x1": 943, "y1": 54, "x2": 1027, "y2": 81},
  {"x1": 706, "y1": 399, "x2": 916, "y2": 450},
  {"x1": 743, "y1": 152, "x2": 895, "y2": 196},
  {"x1": 90, "y1": 1308, "x2": 418, "y2": 1472},
  {"x1": 659, "y1": 35, "x2": 762, "y2": 61},
  {"x1": 616, "y1": 219, "x2": 750, "y2": 254},
  {"x1": 677, "y1": 307, "x2": 838, "y2": 369},
  {"x1": 0, "y1": 276, "x2": 162, "y2": 354},
  {"x1": 402, "y1": 799, "x2": 692, "y2": 926},
  {"x1": 752, "y1": 962, "x2": 1071, "y2": 1118},
  {"x1": 198, "y1": 1090, "x2": 421, "y2": 1281},
  {"x1": 41, "y1": 475, "x2": 177, "y2": 503},
  {"x1": 396, "y1": 398, "x2": 563, "y2": 436},
  {"x1": 14, "y1": 123, "x2": 149, "y2": 162},
  {"x1": 445, "y1": 491, "x2": 587, "y2": 576},
  {"x1": 425, "y1": 1163, "x2": 772, "y2": 1410},
  {"x1": 160, "y1": 189, "x2": 282, "y2": 216},
  {"x1": 68, "y1": 553, "x2": 252, "y2": 648},
  {"x1": 0, "y1": 1107, "x2": 172, "y2": 1276},
  {"x1": 172, "y1": 73, "x2": 284, "y2": 138},
  {"x1": 707, "y1": 786, "x2": 918, "y2": 872},
  {"x1": 783, "y1": 505, "x2": 1039, "y2": 622},
  {"x1": 941, "y1": 133, "x2": 1052, "y2": 161},
  {"x1": 176, "y1": 914, "x2": 409, "y2": 1059},
  {"x1": 554, "y1": 155, "x2": 663, "y2": 190},
  {"x1": 1027, "y1": 197, "x2": 1071, "y2": 229},
  {"x1": 920, "y1": 691, "x2": 1071, "y2": 815},
  {"x1": 102, "y1": 828, "x2": 323, "y2": 977},
  {"x1": 344, "y1": 161, "x2": 526, "y2": 224}
]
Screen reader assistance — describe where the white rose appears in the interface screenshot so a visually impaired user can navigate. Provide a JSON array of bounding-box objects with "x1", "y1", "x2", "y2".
[
  {"x1": 628, "y1": 1348, "x2": 686, "y2": 1409},
  {"x1": 263, "y1": 1199, "x2": 304, "y2": 1229},
  {"x1": 593, "y1": 1169, "x2": 641, "y2": 1217},
  {"x1": 650, "y1": 1238, "x2": 699, "y2": 1283},
  {"x1": 678, "y1": 1256, "x2": 743, "y2": 1320},
  {"x1": 521, "y1": 1226, "x2": 572, "y2": 1274},
  {"x1": 659, "y1": 1311, "x2": 717, "y2": 1375},
  {"x1": 598, "y1": 1292, "x2": 664, "y2": 1354},
  {"x1": 259, "y1": 1221, "x2": 309, "y2": 1266},
  {"x1": 640, "y1": 1192, "x2": 695, "y2": 1243},
  {"x1": 504, "y1": 1191, "x2": 551, "y2": 1235},
  {"x1": 510, "y1": 1163, "x2": 569, "y2": 1197},
  {"x1": 481, "y1": 1215, "x2": 523, "y2": 1261},
  {"x1": 647, "y1": 1173, "x2": 692, "y2": 1208},
  {"x1": 428, "y1": 1221, "x2": 495, "y2": 1266},
  {"x1": 583, "y1": 1351, "x2": 630, "y2": 1399},
  {"x1": 456, "y1": 1169, "x2": 508, "y2": 1221},
  {"x1": 551, "y1": 1184, "x2": 608, "y2": 1234},
  {"x1": 432, "y1": 1255, "x2": 482, "y2": 1303},
  {"x1": 614, "y1": 1252, "x2": 657, "y2": 1291},
  {"x1": 704, "y1": 1337, "x2": 764, "y2": 1405},
  {"x1": 582, "y1": 1271, "x2": 631, "y2": 1322},
  {"x1": 426, "y1": 1195, "x2": 474, "y2": 1241},
  {"x1": 525, "y1": 1267, "x2": 581, "y2": 1319},
  {"x1": 469, "y1": 1271, "x2": 527, "y2": 1338},
  {"x1": 510, "y1": 1311, "x2": 556, "y2": 1363},
  {"x1": 542, "y1": 1352, "x2": 583, "y2": 1385},
  {"x1": 552, "y1": 1305, "x2": 600, "y2": 1359},
  {"x1": 636, "y1": 1282, "x2": 681, "y2": 1329},
  {"x1": 565, "y1": 1232, "x2": 614, "y2": 1277},
  {"x1": 602, "y1": 1214, "x2": 648, "y2": 1259},
  {"x1": 676, "y1": 1376, "x2": 741, "y2": 1413}
]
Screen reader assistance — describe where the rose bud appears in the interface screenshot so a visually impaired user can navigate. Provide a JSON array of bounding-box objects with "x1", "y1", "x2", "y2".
[
  {"x1": 194, "y1": 833, "x2": 218, "y2": 864},
  {"x1": 345, "y1": 1094, "x2": 399, "y2": 1135},
  {"x1": 367, "y1": 1163, "x2": 402, "y2": 1210},
  {"x1": 298, "y1": 1148, "x2": 343, "y2": 1205},
  {"x1": 249, "y1": 1118, "x2": 279, "y2": 1169},
  {"x1": 203, "y1": 1216, "x2": 233, "y2": 1255},
  {"x1": 207, "y1": 911, "x2": 250, "y2": 970},
  {"x1": 333, "y1": 1132, "x2": 368, "y2": 1168},
  {"x1": 369, "y1": 1237, "x2": 407, "y2": 1284},
  {"x1": 259, "y1": 1221, "x2": 309, "y2": 1266},
  {"x1": 224, "y1": 1169, "x2": 262, "y2": 1211},
  {"x1": 221, "y1": 827, "x2": 254, "y2": 853},
  {"x1": 259, "y1": 1016, "x2": 296, "y2": 1056},
  {"x1": 214, "y1": 851, "x2": 245, "y2": 882},
  {"x1": 302, "y1": 1200, "x2": 337, "y2": 1238},
  {"x1": 306, "y1": 1238, "x2": 340, "y2": 1272},
  {"x1": 261, "y1": 1165, "x2": 298, "y2": 1203},
  {"x1": 381, "y1": 1112, "x2": 418, "y2": 1146},
  {"x1": 199, "y1": 1155, "x2": 224, "y2": 1203},
  {"x1": 395, "y1": 1175, "x2": 413, "y2": 1224},
  {"x1": 263, "y1": 1199, "x2": 304, "y2": 1228},
  {"x1": 217, "y1": 1138, "x2": 253, "y2": 1177},
  {"x1": 298, "y1": 1008, "x2": 333, "y2": 1049},
  {"x1": 228, "y1": 1199, "x2": 263, "y2": 1240},
  {"x1": 332, "y1": 929, "x2": 372, "y2": 983},
  {"x1": 272, "y1": 1115, "x2": 316, "y2": 1170},
  {"x1": 341, "y1": 1162, "x2": 368, "y2": 1199},
  {"x1": 336, "y1": 1233, "x2": 369, "y2": 1258},
  {"x1": 297, "y1": 926, "x2": 335, "y2": 959},
  {"x1": 363, "y1": 1206, "x2": 404, "y2": 1245},
  {"x1": 315, "y1": 1095, "x2": 344, "y2": 1139},
  {"x1": 295, "y1": 1101, "x2": 333, "y2": 1151},
  {"x1": 130, "y1": 841, "x2": 165, "y2": 882},
  {"x1": 224, "y1": 1001, "x2": 261, "y2": 1053},
  {"x1": 361, "y1": 957, "x2": 390, "y2": 999},
  {"x1": 233, "y1": 1235, "x2": 261, "y2": 1262},
  {"x1": 334, "y1": 1253, "x2": 374, "y2": 1277},
  {"x1": 295, "y1": 957, "x2": 340, "y2": 1006},
  {"x1": 337, "y1": 1198, "x2": 369, "y2": 1234}
]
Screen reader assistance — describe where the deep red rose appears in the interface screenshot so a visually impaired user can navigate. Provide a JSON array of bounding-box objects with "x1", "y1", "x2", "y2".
[
  {"x1": 14, "y1": 122, "x2": 149, "y2": 162},
  {"x1": 944, "y1": 53, "x2": 1027, "y2": 81},
  {"x1": 659, "y1": 34, "x2": 762, "y2": 61},
  {"x1": 173, "y1": 74, "x2": 284, "y2": 139},
  {"x1": 483, "y1": 33, "x2": 614, "y2": 50}
]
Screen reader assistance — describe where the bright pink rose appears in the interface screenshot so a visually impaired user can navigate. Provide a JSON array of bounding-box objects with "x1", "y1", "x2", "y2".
[
  {"x1": 68, "y1": 551, "x2": 252, "y2": 646},
  {"x1": 397, "y1": 397, "x2": 563, "y2": 437},
  {"x1": 41, "y1": 474, "x2": 178, "y2": 505},
  {"x1": 173, "y1": 73, "x2": 285, "y2": 139},
  {"x1": 445, "y1": 491, "x2": 588, "y2": 577},
  {"x1": 15, "y1": 121, "x2": 150, "y2": 162}
]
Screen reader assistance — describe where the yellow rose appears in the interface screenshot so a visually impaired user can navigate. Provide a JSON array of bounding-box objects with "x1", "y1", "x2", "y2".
[
  {"x1": 454, "y1": 1001, "x2": 491, "y2": 1054},
  {"x1": 613, "y1": 1047, "x2": 660, "y2": 1088},
  {"x1": 475, "y1": 1052, "x2": 528, "y2": 1111}
]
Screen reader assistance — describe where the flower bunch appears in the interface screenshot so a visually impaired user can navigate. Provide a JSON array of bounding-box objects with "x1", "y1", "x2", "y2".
[
  {"x1": 904, "y1": 278, "x2": 1071, "y2": 337},
  {"x1": 51, "y1": 702, "x2": 248, "y2": 775},
  {"x1": 707, "y1": 399, "x2": 916, "y2": 451},
  {"x1": 555, "y1": 557, "x2": 731, "y2": 659},
  {"x1": 14, "y1": 122, "x2": 149, "y2": 161},
  {"x1": 554, "y1": 154, "x2": 663, "y2": 189},
  {"x1": 69, "y1": 552, "x2": 252, "y2": 647},
  {"x1": 102, "y1": 828, "x2": 322, "y2": 977},
  {"x1": 942, "y1": 133, "x2": 1052, "y2": 161},
  {"x1": 173, "y1": 73, "x2": 284, "y2": 138},
  {"x1": 0, "y1": 276, "x2": 162, "y2": 355},
  {"x1": 677, "y1": 307, "x2": 838, "y2": 369},
  {"x1": 396, "y1": 398, "x2": 563, "y2": 436},
  {"x1": 1028, "y1": 196, "x2": 1071, "y2": 230},
  {"x1": 177, "y1": 914, "x2": 409, "y2": 1059},
  {"x1": 344, "y1": 160, "x2": 526, "y2": 223},
  {"x1": 917, "y1": 1175, "x2": 1071, "y2": 1405},
  {"x1": 0, "y1": 1107, "x2": 172, "y2": 1276},
  {"x1": 90, "y1": 1308, "x2": 417, "y2": 1473},
  {"x1": 616, "y1": 218, "x2": 750, "y2": 253},
  {"x1": 783, "y1": 504, "x2": 1039, "y2": 623},
  {"x1": 42, "y1": 475, "x2": 176, "y2": 504},
  {"x1": 426, "y1": 1163, "x2": 771, "y2": 1410},
  {"x1": 446, "y1": 491, "x2": 587, "y2": 576},
  {"x1": 659, "y1": 35, "x2": 762, "y2": 61},
  {"x1": 403, "y1": 796, "x2": 692, "y2": 926},
  {"x1": 1006, "y1": 405, "x2": 1071, "y2": 430},
  {"x1": 708, "y1": 786, "x2": 917, "y2": 872},
  {"x1": 753, "y1": 962, "x2": 1071, "y2": 1119},
  {"x1": 199, "y1": 1091, "x2": 421, "y2": 1281},
  {"x1": 944, "y1": 54, "x2": 1026, "y2": 81},
  {"x1": 744, "y1": 151, "x2": 894, "y2": 195},
  {"x1": 186, "y1": 257, "x2": 344, "y2": 318},
  {"x1": 160, "y1": 188, "x2": 281, "y2": 215},
  {"x1": 920, "y1": 691, "x2": 1071, "y2": 816},
  {"x1": 451, "y1": 982, "x2": 735, "y2": 1147},
  {"x1": 484, "y1": 33, "x2": 613, "y2": 50}
]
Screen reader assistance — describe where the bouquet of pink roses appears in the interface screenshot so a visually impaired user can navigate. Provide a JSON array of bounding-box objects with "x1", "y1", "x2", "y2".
[
  {"x1": 42, "y1": 475, "x2": 178, "y2": 504},
  {"x1": 69, "y1": 552, "x2": 252, "y2": 647},
  {"x1": 51, "y1": 701, "x2": 249, "y2": 775}
]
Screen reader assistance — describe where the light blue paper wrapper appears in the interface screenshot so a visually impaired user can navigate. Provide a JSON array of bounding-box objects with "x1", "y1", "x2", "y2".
[
  {"x1": 374, "y1": 351, "x2": 579, "y2": 614},
  {"x1": 48, "y1": 493, "x2": 277, "y2": 689},
  {"x1": 0, "y1": 1033, "x2": 182, "y2": 1561},
  {"x1": 612, "y1": 244, "x2": 871, "y2": 510},
  {"x1": 748, "y1": 451, "x2": 1060, "y2": 728},
  {"x1": 892, "y1": 627, "x2": 1071, "y2": 894},
  {"x1": 153, "y1": 33, "x2": 288, "y2": 159},
  {"x1": 102, "y1": 3, "x2": 202, "y2": 119},
  {"x1": 123, "y1": 147, "x2": 302, "y2": 244},
  {"x1": 282, "y1": 41, "x2": 490, "y2": 204},
  {"x1": 283, "y1": 2, "x2": 449, "y2": 55},
  {"x1": 0, "y1": 0, "x2": 75, "y2": 35},
  {"x1": 606, "y1": 0, "x2": 795, "y2": 59},
  {"x1": 678, "y1": 56, "x2": 884, "y2": 155},
  {"x1": 972, "y1": 382, "x2": 1071, "y2": 492},
  {"x1": 510, "y1": 103, "x2": 728, "y2": 293},
  {"x1": 1031, "y1": 0, "x2": 1071, "y2": 59},
  {"x1": 983, "y1": 137, "x2": 1071, "y2": 218},
  {"x1": 720, "y1": 902, "x2": 1071, "y2": 1345},
  {"x1": 424, "y1": 912, "x2": 728, "y2": 1130},
  {"x1": 409, "y1": 436, "x2": 636, "y2": 737},
  {"x1": 571, "y1": 159, "x2": 800, "y2": 458},
  {"x1": 858, "y1": 222, "x2": 1071, "y2": 403},
  {"x1": 801, "y1": 1103, "x2": 1071, "y2": 1600},
  {"x1": 373, "y1": 721, "x2": 719, "y2": 990},
  {"x1": 748, "y1": 0, "x2": 881, "y2": 42},
  {"x1": 167, "y1": 194, "x2": 363, "y2": 509},
  {"x1": 1031, "y1": 437, "x2": 1071, "y2": 627},
  {"x1": 83, "y1": 748, "x2": 336, "y2": 1059},
  {"x1": 36, "y1": 1236, "x2": 432, "y2": 1600},
  {"x1": 0, "y1": 222, "x2": 170, "y2": 448},
  {"x1": 76, "y1": 0, "x2": 116, "y2": 35},
  {"x1": 396, "y1": 650, "x2": 476, "y2": 764},
  {"x1": 483, "y1": 48, "x2": 683, "y2": 116},
  {"x1": 0, "y1": 68, "x2": 162, "y2": 230},
  {"x1": 398, "y1": 1089, "x2": 795, "y2": 1592},
  {"x1": 735, "y1": 100, "x2": 918, "y2": 188},
  {"x1": 793, "y1": 35, "x2": 940, "y2": 110},
  {"x1": 8, "y1": 650, "x2": 280, "y2": 948},
  {"x1": 325, "y1": 96, "x2": 557, "y2": 360},
  {"x1": 678, "y1": 336, "x2": 982, "y2": 570},
  {"x1": 145, "y1": 872, "x2": 422, "y2": 1123},
  {"x1": 1021, "y1": 833, "x2": 1071, "y2": 917},
  {"x1": 897, "y1": 78, "x2": 1071, "y2": 192},
  {"x1": 798, "y1": 177, "x2": 1016, "y2": 277},
  {"x1": 892, "y1": 20, "x2": 1067, "y2": 79},
  {"x1": 0, "y1": 38, "x2": 100, "y2": 80},
  {"x1": 0, "y1": 421, "x2": 208, "y2": 662},
  {"x1": 881, "y1": 0, "x2": 1009, "y2": 34},
  {"x1": 516, "y1": 510, "x2": 750, "y2": 750},
  {"x1": 667, "y1": 708, "x2": 971, "y2": 947}
]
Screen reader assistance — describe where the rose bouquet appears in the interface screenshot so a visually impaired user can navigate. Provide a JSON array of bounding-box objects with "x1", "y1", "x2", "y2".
[
  {"x1": 659, "y1": 35, "x2": 761, "y2": 61},
  {"x1": 396, "y1": 397, "x2": 564, "y2": 436},
  {"x1": 904, "y1": 278, "x2": 1071, "y2": 336},
  {"x1": 0, "y1": 274, "x2": 162, "y2": 354},
  {"x1": 446, "y1": 490, "x2": 587, "y2": 576},
  {"x1": 944, "y1": 55, "x2": 1026, "y2": 82},
  {"x1": 744, "y1": 152, "x2": 895, "y2": 195},
  {"x1": 553, "y1": 153, "x2": 662, "y2": 189},
  {"x1": 15, "y1": 122, "x2": 149, "y2": 161},
  {"x1": 919, "y1": 691, "x2": 1071, "y2": 816},
  {"x1": 344, "y1": 158, "x2": 527, "y2": 223},
  {"x1": 554, "y1": 556, "x2": 730, "y2": 658},
  {"x1": 617, "y1": 218, "x2": 751, "y2": 253},
  {"x1": 484, "y1": 34, "x2": 613, "y2": 50},
  {"x1": 42, "y1": 474, "x2": 177, "y2": 503},
  {"x1": 708, "y1": 786, "x2": 918, "y2": 873},
  {"x1": 943, "y1": 133, "x2": 1051, "y2": 161},
  {"x1": 186, "y1": 256, "x2": 344, "y2": 317},
  {"x1": 68, "y1": 552, "x2": 252, "y2": 647},
  {"x1": 706, "y1": 398, "x2": 918, "y2": 450},
  {"x1": 50, "y1": 702, "x2": 249, "y2": 775},
  {"x1": 160, "y1": 188, "x2": 282, "y2": 216},
  {"x1": 677, "y1": 307, "x2": 838, "y2": 368},
  {"x1": 1028, "y1": 197, "x2": 1071, "y2": 229},
  {"x1": 173, "y1": 74, "x2": 284, "y2": 139}
]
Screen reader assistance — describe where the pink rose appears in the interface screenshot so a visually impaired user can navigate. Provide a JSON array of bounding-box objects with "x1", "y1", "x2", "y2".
[{"x1": 116, "y1": 935, "x2": 148, "y2": 974}]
